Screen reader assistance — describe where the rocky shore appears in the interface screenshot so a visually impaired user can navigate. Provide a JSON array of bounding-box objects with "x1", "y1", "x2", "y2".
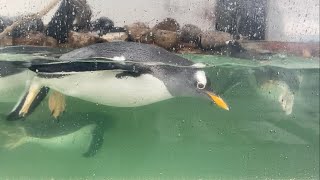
[{"x1": 0, "y1": 0, "x2": 318, "y2": 59}]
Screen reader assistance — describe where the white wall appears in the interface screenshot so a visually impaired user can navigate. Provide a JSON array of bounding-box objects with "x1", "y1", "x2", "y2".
[
  {"x1": 0, "y1": 0, "x2": 216, "y2": 30},
  {"x1": 0, "y1": 0, "x2": 319, "y2": 42},
  {"x1": 266, "y1": 0, "x2": 319, "y2": 42}
]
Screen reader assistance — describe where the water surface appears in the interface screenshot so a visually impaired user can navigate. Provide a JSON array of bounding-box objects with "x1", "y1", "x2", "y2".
[{"x1": 0, "y1": 46, "x2": 319, "y2": 179}]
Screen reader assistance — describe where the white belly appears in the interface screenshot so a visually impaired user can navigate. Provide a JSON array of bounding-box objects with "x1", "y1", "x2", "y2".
[{"x1": 38, "y1": 71, "x2": 173, "y2": 107}]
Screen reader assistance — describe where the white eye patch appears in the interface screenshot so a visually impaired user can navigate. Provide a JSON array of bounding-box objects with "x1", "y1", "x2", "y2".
[{"x1": 195, "y1": 70, "x2": 207, "y2": 87}]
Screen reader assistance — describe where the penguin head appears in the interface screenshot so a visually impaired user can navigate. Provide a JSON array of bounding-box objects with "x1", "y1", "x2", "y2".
[{"x1": 151, "y1": 65, "x2": 229, "y2": 111}]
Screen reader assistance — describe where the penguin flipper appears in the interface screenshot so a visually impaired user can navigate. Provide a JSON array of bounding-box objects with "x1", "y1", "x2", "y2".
[
  {"x1": 7, "y1": 85, "x2": 49, "y2": 121},
  {"x1": 82, "y1": 124, "x2": 105, "y2": 157}
]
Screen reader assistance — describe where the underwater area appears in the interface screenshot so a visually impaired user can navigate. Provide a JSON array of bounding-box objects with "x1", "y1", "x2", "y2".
[
  {"x1": 0, "y1": 47, "x2": 319, "y2": 179},
  {"x1": 0, "y1": 0, "x2": 319, "y2": 179}
]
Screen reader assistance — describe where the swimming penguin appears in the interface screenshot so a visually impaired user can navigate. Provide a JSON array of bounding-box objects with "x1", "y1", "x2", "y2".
[
  {"x1": 7, "y1": 42, "x2": 229, "y2": 120},
  {"x1": 253, "y1": 66, "x2": 303, "y2": 115}
]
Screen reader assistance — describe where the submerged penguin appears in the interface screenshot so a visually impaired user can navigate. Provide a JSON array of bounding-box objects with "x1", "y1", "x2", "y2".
[
  {"x1": 7, "y1": 42, "x2": 229, "y2": 120},
  {"x1": 254, "y1": 67, "x2": 303, "y2": 115}
]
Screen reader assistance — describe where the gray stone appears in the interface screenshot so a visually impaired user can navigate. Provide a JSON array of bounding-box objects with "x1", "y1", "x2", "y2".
[
  {"x1": 180, "y1": 24, "x2": 202, "y2": 44},
  {"x1": 125, "y1": 22, "x2": 153, "y2": 43},
  {"x1": 200, "y1": 31, "x2": 232, "y2": 49}
]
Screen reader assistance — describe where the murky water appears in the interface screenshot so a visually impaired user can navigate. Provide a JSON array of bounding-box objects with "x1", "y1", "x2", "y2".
[{"x1": 0, "y1": 46, "x2": 319, "y2": 179}]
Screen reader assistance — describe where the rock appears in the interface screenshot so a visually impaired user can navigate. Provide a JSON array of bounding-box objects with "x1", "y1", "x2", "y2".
[
  {"x1": 154, "y1": 18, "x2": 180, "y2": 32},
  {"x1": 176, "y1": 46, "x2": 203, "y2": 54},
  {"x1": 176, "y1": 47, "x2": 203, "y2": 54},
  {"x1": 153, "y1": 29, "x2": 178, "y2": 49},
  {"x1": 152, "y1": 18, "x2": 180, "y2": 49},
  {"x1": 91, "y1": 17, "x2": 114, "y2": 36},
  {"x1": 125, "y1": 22, "x2": 153, "y2": 43},
  {"x1": 176, "y1": 42, "x2": 202, "y2": 54},
  {"x1": 1, "y1": 17, "x2": 51, "y2": 47},
  {"x1": 0, "y1": 16, "x2": 13, "y2": 33},
  {"x1": 200, "y1": 31, "x2": 232, "y2": 49},
  {"x1": 139, "y1": 31, "x2": 154, "y2": 44},
  {"x1": 101, "y1": 32, "x2": 128, "y2": 42},
  {"x1": 11, "y1": 18, "x2": 44, "y2": 38},
  {"x1": 12, "y1": 32, "x2": 57, "y2": 47},
  {"x1": 44, "y1": 36, "x2": 58, "y2": 47},
  {"x1": 179, "y1": 24, "x2": 202, "y2": 44},
  {"x1": 72, "y1": 0, "x2": 92, "y2": 31},
  {"x1": 46, "y1": 0, "x2": 92, "y2": 43},
  {"x1": 67, "y1": 31, "x2": 106, "y2": 48}
]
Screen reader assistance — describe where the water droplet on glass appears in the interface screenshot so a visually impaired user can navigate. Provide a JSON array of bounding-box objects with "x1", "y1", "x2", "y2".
[{"x1": 269, "y1": 129, "x2": 276, "y2": 133}]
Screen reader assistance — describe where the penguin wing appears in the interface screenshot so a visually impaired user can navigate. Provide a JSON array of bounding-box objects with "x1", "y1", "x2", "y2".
[
  {"x1": 28, "y1": 60, "x2": 150, "y2": 76},
  {"x1": 59, "y1": 42, "x2": 194, "y2": 66}
]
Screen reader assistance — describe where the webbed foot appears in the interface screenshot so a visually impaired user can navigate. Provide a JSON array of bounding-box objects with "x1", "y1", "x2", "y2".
[{"x1": 48, "y1": 91, "x2": 66, "y2": 119}]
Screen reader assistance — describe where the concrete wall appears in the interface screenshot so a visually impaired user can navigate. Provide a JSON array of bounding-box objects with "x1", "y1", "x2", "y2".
[
  {"x1": 0, "y1": 0, "x2": 216, "y2": 30},
  {"x1": 266, "y1": 0, "x2": 319, "y2": 42},
  {"x1": 0, "y1": 0, "x2": 319, "y2": 42}
]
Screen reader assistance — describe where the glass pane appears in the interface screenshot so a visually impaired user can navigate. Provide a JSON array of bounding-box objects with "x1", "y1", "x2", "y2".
[{"x1": 0, "y1": 0, "x2": 319, "y2": 179}]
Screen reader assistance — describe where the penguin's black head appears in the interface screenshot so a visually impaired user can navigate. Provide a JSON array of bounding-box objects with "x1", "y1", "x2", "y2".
[{"x1": 151, "y1": 64, "x2": 229, "y2": 111}]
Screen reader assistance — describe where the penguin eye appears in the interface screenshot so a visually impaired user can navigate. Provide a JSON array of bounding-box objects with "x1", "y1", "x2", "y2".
[{"x1": 197, "y1": 82, "x2": 205, "y2": 89}]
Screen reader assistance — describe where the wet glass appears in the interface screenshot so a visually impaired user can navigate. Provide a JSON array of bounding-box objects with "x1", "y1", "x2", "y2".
[{"x1": 0, "y1": 0, "x2": 319, "y2": 179}]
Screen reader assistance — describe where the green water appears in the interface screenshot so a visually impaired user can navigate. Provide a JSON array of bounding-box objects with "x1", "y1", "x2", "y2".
[{"x1": 0, "y1": 48, "x2": 319, "y2": 179}]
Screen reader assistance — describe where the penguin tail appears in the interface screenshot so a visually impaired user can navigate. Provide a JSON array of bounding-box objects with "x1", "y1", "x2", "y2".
[
  {"x1": 8, "y1": 61, "x2": 32, "y2": 69},
  {"x1": 7, "y1": 84, "x2": 50, "y2": 121},
  {"x1": 1, "y1": 58, "x2": 57, "y2": 70}
]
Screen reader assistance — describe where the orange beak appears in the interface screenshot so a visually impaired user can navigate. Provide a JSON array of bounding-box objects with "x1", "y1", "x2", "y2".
[{"x1": 205, "y1": 91, "x2": 230, "y2": 111}]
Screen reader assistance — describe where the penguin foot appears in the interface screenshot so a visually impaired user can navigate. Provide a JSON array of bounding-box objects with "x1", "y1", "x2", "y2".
[
  {"x1": 1, "y1": 127, "x2": 29, "y2": 150},
  {"x1": 48, "y1": 91, "x2": 66, "y2": 119},
  {"x1": 19, "y1": 84, "x2": 42, "y2": 117},
  {"x1": 7, "y1": 85, "x2": 49, "y2": 121}
]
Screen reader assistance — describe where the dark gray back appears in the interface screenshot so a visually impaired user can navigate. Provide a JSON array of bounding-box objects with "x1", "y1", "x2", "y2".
[{"x1": 59, "y1": 42, "x2": 194, "y2": 66}]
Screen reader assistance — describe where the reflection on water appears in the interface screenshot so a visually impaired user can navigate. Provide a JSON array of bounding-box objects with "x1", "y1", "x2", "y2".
[{"x1": 0, "y1": 47, "x2": 319, "y2": 179}]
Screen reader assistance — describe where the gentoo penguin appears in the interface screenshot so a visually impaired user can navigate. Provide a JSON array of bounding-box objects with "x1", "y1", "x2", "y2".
[
  {"x1": 7, "y1": 42, "x2": 229, "y2": 120},
  {"x1": 254, "y1": 66, "x2": 303, "y2": 115}
]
